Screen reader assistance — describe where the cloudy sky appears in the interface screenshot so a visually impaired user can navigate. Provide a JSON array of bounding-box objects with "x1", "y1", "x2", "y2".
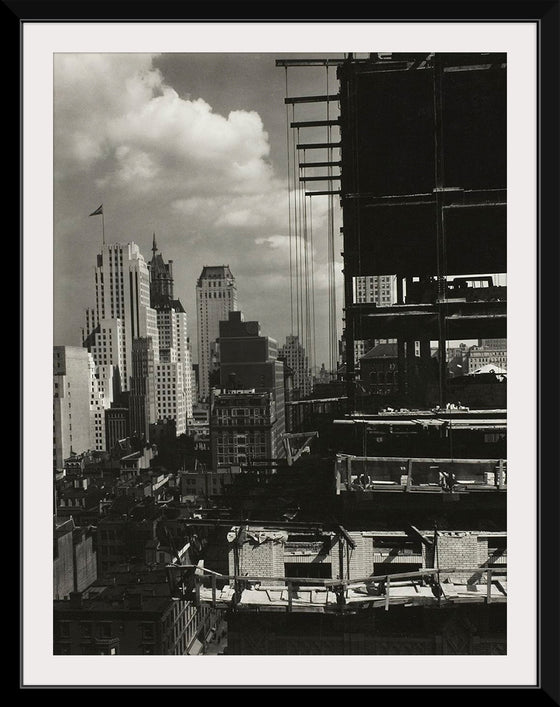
[{"x1": 54, "y1": 53, "x2": 345, "y2": 369}]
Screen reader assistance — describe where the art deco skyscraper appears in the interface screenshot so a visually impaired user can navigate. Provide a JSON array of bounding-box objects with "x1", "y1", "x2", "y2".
[
  {"x1": 196, "y1": 265, "x2": 237, "y2": 400},
  {"x1": 83, "y1": 242, "x2": 159, "y2": 392}
]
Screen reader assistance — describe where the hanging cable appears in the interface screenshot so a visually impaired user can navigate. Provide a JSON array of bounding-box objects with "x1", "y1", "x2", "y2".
[
  {"x1": 285, "y1": 68, "x2": 295, "y2": 336},
  {"x1": 302, "y1": 149, "x2": 312, "y2": 368},
  {"x1": 309, "y1": 196, "x2": 316, "y2": 377},
  {"x1": 292, "y1": 112, "x2": 301, "y2": 345},
  {"x1": 326, "y1": 64, "x2": 338, "y2": 378}
]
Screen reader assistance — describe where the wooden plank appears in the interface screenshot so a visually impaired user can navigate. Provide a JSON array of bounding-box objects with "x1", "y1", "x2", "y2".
[
  {"x1": 335, "y1": 523, "x2": 357, "y2": 550},
  {"x1": 498, "y1": 460, "x2": 506, "y2": 489},
  {"x1": 305, "y1": 190, "x2": 341, "y2": 197},
  {"x1": 406, "y1": 459, "x2": 413, "y2": 491},
  {"x1": 408, "y1": 524, "x2": 433, "y2": 548}
]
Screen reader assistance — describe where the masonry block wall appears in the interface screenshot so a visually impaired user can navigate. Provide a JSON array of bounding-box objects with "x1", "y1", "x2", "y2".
[
  {"x1": 229, "y1": 540, "x2": 285, "y2": 584},
  {"x1": 347, "y1": 533, "x2": 373, "y2": 580},
  {"x1": 436, "y1": 532, "x2": 481, "y2": 583}
]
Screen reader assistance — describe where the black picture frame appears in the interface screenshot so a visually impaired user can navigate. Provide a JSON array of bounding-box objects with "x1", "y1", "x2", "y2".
[{"x1": 13, "y1": 0, "x2": 559, "y2": 697}]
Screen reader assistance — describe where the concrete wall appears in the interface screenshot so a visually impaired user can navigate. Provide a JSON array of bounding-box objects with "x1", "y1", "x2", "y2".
[
  {"x1": 74, "y1": 529, "x2": 97, "y2": 593},
  {"x1": 54, "y1": 530, "x2": 75, "y2": 600}
]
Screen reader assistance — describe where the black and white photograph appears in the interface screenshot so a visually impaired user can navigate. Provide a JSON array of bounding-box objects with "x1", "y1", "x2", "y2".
[{"x1": 20, "y1": 17, "x2": 553, "y2": 690}]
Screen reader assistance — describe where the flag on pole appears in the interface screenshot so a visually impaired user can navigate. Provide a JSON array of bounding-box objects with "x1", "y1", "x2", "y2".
[{"x1": 89, "y1": 204, "x2": 103, "y2": 217}]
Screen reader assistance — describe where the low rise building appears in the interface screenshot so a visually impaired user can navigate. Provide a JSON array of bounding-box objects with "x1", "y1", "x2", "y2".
[
  {"x1": 210, "y1": 389, "x2": 283, "y2": 469},
  {"x1": 53, "y1": 518, "x2": 97, "y2": 600},
  {"x1": 53, "y1": 568, "x2": 220, "y2": 655}
]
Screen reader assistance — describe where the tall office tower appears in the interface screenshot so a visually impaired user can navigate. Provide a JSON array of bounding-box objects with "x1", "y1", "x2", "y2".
[
  {"x1": 352, "y1": 275, "x2": 397, "y2": 369},
  {"x1": 53, "y1": 347, "x2": 93, "y2": 469},
  {"x1": 83, "y1": 243, "x2": 159, "y2": 392},
  {"x1": 196, "y1": 265, "x2": 237, "y2": 400},
  {"x1": 279, "y1": 335, "x2": 312, "y2": 399},
  {"x1": 354, "y1": 275, "x2": 397, "y2": 306},
  {"x1": 128, "y1": 337, "x2": 157, "y2": 442},
  {"x1": 149, "y1": 236, "x2": 194, "y2": 433},
  {"x1": 88, "y1": 354, "x2": 109, "y2": 452},
  {"x1": 211, "y1": 311, "x2": 285, "y2": 466}
]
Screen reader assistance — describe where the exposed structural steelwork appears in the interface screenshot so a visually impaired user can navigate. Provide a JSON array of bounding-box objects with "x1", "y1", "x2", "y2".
[
  {"x1": 280, "y1": 58, "x2": 343, "y2": 378},
  {"x1": 336, "y1": 53, "x2": 507, "y2": 409}
]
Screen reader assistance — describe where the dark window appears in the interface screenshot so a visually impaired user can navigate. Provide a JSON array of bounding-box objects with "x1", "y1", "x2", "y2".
[
  {"x1": 80, "y1": 622, "x2": 93, "y2": 638},
  {"x1": 284, "y1": 562, "x2": 332, "y2": 580},
  {"x1": 373, "y1": 562, "x2": 422, "y2": 577},
  {"x1": 98, "y1": 622, "x2": 112, "y2": 639},
  {"x1": 58, "y1": 622, "x2": 71, "y2": 638}
]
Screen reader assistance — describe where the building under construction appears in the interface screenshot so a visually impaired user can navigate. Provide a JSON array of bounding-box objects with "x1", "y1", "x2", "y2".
[{"x1": 166, "y1": 53, "x2": 508, "y2": 655}]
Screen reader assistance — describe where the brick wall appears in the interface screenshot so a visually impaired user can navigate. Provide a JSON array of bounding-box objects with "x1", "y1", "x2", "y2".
[
  {"x1": 436, "y1": 532, "x2": 481, "y2": 583},
  {"x1": 230, "y1": 540, "x2": 285, "y2": 585},
  {"x1": 348, "y1": 533, "x2": 371, "y2": 580}
]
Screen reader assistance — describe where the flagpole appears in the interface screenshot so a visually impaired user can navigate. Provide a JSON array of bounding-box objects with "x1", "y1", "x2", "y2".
[{"x1": 102, "y1": 210, "x2": 105, "y2": 246}]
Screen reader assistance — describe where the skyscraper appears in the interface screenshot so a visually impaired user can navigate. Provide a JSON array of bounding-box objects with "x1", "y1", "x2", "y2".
[
  {"x1": 149, "y1": 235, "x2": 194, "y2": 432},
  {"x1": 83, "y1": 242, "x2": 159, "y2": 392},
  {"x1": 196, "y1": 265, "x2": 237, "y2": 400},
  {"x1": 279, "y1": 335, "x2": 312, "y2": 399},
  {"x1": 353, "y1": 275, "x2": 397, "y2": 367},
  {"x1": 128, "y1": 337, "x2": 157, "y2": 442}
]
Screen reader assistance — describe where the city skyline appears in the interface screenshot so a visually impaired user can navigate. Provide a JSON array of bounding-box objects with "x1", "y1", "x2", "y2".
[{"x1": 54, "y1": 53, "x2": 345, "y2": 367}]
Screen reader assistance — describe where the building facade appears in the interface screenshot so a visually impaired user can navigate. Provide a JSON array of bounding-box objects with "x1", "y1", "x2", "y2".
[
  {"x1": 210, "y1": 390, "x2": 282, "y2": 468},
  {"x1": 279, "y1": 335, "x2": 312, "y2": 399},
  {"x1": 468, "y1": 342, "x2": 507, "y2": 373},
  {"x1": 128, "y1": 337, "x2": 157, "y2": 442},
  {"x1": 83, "y1": 242, "x2": 159, "y2": 393},
  {"x1": 53, "y1": 346, "x2": 93, "y2": 469},
  {"x1": 53, "y1": 517, "x2": 97, "y2": 600},
  {"x1": 353, "y1": 275, "x2": 397, "y2": 368},
  {"x1": 150, "y1": 236, "x2": 194, "y2": 428},
  {"x1": 468, "y1": 346, "x2": 507, "y2": 373},
  {"x1": 53, "y1": 569, "x2": 218, "y2": 655},
  {"x1": 215, "y1": 310, "x2": 286, "y2": 463},
  {"x1": 196, "y1": 265, "x2": 237, "y2": 400}
]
